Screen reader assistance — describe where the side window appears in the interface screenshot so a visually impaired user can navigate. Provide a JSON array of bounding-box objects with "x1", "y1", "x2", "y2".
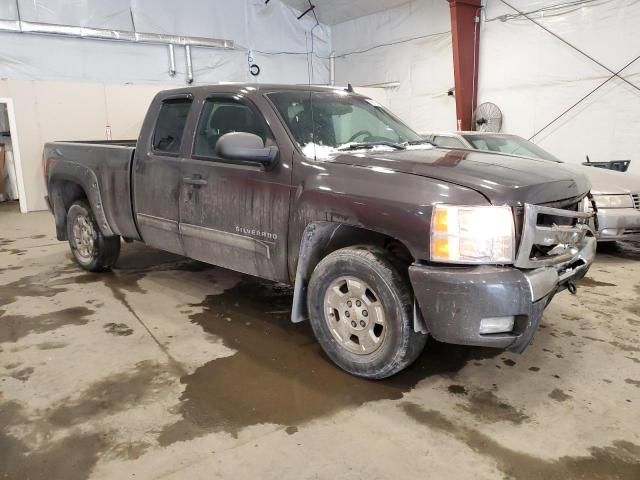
[
  {"x1": 434, "y1": 136, "x2": 466, "y2": 148},
  {"x1": 194, "y1": 98, "x2": 266, "y2": 158},
  {"x1": 152, "y1": 97, "x2": 193, "y2": 154}
]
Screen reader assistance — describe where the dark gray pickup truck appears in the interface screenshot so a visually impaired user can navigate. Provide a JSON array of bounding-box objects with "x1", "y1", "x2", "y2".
[{"x1": 44, "y1": 84, "x2": 596, "y2": 378}]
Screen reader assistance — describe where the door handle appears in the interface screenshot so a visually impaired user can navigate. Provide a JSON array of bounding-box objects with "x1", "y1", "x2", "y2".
[{"x1": 183, "y1": 175, "x2": 208, "y2": 186}]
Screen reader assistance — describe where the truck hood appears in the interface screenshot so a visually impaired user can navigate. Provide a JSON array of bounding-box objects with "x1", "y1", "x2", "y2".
[
  {"x1": 329, "y1": 147, "x2": 591, "y2": 206},
  {"x1": 562, "y1": 164, "x2": 640, "y2": 195}
]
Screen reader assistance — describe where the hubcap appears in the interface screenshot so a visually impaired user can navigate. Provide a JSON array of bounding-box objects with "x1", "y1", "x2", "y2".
[
  {"x1": 324, "y1": 276, "x2": 386, "y2": 355},
  {"x1": 72, "y1": 214, "x2": 96, "y2": 260}
]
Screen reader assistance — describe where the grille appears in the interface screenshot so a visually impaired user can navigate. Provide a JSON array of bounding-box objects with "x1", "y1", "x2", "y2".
[
  {"x1": 515, "y1": 203, "x2": 593, "y2": 269},
  {"x1": 632, "y1": 193, "x2": 640, "y2": 210}
]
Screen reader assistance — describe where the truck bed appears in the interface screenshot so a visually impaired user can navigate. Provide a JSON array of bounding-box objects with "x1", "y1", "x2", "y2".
[{"x1": 44, "y1": 140, "x2": 140, "y2": 241}]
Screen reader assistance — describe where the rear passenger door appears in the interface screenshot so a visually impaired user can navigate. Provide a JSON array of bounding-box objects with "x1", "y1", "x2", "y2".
[
  {"x1": 134, "y1": 95, "x2": 192, "y2": 255},
  {"x1": 179, "y1": 94, "x2": 292, "y2": 282}
]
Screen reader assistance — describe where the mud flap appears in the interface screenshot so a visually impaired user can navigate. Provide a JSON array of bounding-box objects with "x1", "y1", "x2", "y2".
[{"x1": 413, "y1": 299, "x2": 428, "y2": 334}]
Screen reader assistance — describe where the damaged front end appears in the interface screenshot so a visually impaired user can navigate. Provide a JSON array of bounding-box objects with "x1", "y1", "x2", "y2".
[{"x1": 409, "y1": 201, "x2": 596, "y2": 353}]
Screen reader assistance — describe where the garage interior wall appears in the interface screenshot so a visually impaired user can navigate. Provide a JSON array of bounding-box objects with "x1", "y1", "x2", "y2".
[
  {"x1": 0, "y1": 0, "x2": 331, "y2": 85},
  {"x1": 331, "y1": 0, "x2": 457, "y2": 133},
  {"x1": 478, "y1": 0, "x2": 640, "y2": 175},
  {"x1": 0, "y1": 0, "x2": 331, "y2": 212},
  {"x1": 0, "y1": 80, "x2": 177, "y2": 212}
]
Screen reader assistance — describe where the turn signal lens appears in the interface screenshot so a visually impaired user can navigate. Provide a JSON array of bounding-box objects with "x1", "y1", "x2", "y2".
[
  {"x1": 433, "y1": 208, "x2": 449, "y2": 233},
  {"x1": 433, "y1": 237, "x2": 450, "y2": 258},
  {"x1": 430, "y1": 205, "x2": 515, "y2": 264}
]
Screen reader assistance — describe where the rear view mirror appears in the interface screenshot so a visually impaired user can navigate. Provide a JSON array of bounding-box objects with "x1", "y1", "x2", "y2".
[{"x1": 215, "y1": 132, "x2": 278, "y2": 168}]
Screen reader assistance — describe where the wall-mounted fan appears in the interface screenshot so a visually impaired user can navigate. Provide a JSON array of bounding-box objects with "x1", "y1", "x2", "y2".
[{"x1": 473, "y1": 102, "x2": 502, "y2": 132}]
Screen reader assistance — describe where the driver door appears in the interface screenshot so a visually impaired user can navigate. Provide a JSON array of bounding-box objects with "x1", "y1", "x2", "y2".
[{"x1": 179, "y1": 94, "x2": 292, "y2": 282}]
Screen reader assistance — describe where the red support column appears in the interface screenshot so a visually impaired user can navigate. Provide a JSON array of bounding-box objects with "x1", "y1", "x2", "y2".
[{"x1": 448, "y1": 0, "x2": 482, "y2": 131}]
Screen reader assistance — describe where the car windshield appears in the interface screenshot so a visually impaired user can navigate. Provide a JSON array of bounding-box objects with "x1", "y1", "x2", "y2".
[
  {"x1": 462, "y1": 134, "x2": 561, "y2": 162},
  {"x1": 267, "y1": 90, "x2": 425, "y2": 158}
]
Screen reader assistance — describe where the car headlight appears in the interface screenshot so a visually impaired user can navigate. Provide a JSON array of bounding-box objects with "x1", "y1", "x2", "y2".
[
  {"x1": 591, "y1": 194, "x2": 633, "y2": 209},
  {"x1": 430, "y1": 205, "x2": 515, "y2": 264}
]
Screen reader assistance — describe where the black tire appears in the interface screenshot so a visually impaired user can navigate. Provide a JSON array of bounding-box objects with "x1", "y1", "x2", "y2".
[
  {"x1": 307, "y1": 246, "x2": 427, "y2": 379},
  {"x1": 66, "y1": 200, "x2": 120, "y2": 272}
]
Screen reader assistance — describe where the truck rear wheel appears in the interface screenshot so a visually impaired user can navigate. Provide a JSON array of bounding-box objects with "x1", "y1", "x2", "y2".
[
  {"x1": 67, "y1": 200, "x2": 120, "y2": 272},
  {"x1": 307, "y1": 246, "x2": 427, "y2": 379}
]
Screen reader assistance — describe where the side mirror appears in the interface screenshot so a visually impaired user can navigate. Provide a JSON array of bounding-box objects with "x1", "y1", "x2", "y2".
[{"x1": 215, "y1": 132, "x2": 278, "y2": 168}]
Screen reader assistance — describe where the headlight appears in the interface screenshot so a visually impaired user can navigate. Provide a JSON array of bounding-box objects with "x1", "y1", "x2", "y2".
[
  {"x1": 591, "y1": 194, "x2": 633, "y2": 209},
  {"x1": 430, "y1": 205, "x2": 515, "y2": 264}
]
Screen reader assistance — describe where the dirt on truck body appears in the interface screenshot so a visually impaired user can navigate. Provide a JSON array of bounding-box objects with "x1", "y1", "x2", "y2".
[{"x1": 43, "y1": 84, "x2": 596, "y2": 378}]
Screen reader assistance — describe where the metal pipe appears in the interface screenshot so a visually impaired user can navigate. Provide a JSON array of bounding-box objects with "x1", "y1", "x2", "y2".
[
  {"x1": 185, "y1": 45, "x2": 193, "y2": 84},
  {"x1": 0, "y1": 19, "x2": 234, "y2": 49},
  {"x1": 168, "y1": 44, "x2": 176, "y2": 77},
  {"x1": 329, "y1": 50, "x2": 335, "y2": 86}
]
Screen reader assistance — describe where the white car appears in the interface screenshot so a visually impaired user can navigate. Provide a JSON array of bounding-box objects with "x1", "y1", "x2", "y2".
[{"x1": 422, "y1": 132, "x2": 640, "y2": 242}]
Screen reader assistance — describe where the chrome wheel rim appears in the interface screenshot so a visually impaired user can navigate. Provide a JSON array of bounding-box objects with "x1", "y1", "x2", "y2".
[
  {"x1": 323, "y1": 276, "x2": 386, "y2": 355},
  {"x1": 72, "y1": 214, "x2": 96, "y2": 260}
]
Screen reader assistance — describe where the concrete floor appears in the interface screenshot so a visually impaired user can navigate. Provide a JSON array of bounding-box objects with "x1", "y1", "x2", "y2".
[{"x1": 0, "y1": 200, "x2": 639, "y2": 480}]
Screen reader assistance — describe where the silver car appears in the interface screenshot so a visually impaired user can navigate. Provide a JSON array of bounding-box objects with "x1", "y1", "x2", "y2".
[{"x1": 423, "y1": 132, "x2": 640, "y2": 242}]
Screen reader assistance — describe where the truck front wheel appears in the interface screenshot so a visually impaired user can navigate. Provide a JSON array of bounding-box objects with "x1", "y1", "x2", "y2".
[
  {"x1": 307, "y1": 246, "x2": 427, "y2": 379},
  {"x1": 66, "y1": 200, "x2": 120, "y2": 272}
]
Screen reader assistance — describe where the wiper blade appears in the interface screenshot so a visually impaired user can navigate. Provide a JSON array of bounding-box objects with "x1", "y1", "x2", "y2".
[
  {"x1": 338, "y1": 141, "x2": 406, "y2": 151},
  {"x1": 404, "y1": 139, "x2": 435, "y2": 146}
]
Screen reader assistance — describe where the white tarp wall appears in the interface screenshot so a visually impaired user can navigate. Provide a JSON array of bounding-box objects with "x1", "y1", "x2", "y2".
[
  {"x1": 331, "y1": 0, "x2": 457, "y2": 132},
  {"x1": 479, "y1": 0, "x2": 640, "y2": 175},
  {"x1": 0, "y1": 0, "x2": 331, "y2": 211},
  {"x1": 0, "y1": 0, "x2": 331, "y2": 87}
]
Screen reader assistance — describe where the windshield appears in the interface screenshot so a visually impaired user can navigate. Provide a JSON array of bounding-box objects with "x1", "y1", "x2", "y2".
[
  {"x1": 462, "y1": 134, "x2": 561, "y2": 162},
  {"x1": 267, "y1": 91, "x2": 425, "y2": 158}
]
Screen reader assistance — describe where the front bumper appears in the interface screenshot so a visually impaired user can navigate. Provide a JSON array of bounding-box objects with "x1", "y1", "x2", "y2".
[
  {"x1": 411, "y1": 203, "x2": 597, "y2": 353},
  {"x1": 595, "y1": 207, "x2": 640, "y2": 241}
]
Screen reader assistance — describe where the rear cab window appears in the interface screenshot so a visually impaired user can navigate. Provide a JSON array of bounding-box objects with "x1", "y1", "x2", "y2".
[{"x1": 152, "y1": 97, "x2": 193, "y2": 154}]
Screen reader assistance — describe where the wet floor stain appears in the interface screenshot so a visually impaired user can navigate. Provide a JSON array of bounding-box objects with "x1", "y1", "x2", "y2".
[
  {"x1": 626, "y1": 303, "x2": 640, "y2": 317},
  {"x1": 0, "y1": 307, "x2": 94, "y2": 343},
  {"x1": 36, "y1": 341, "x2": 68, "y2": 350},
  {"x1": 549, "y1": 388, "x2": 572, "y2": 402},
  {"x1": 103, "y1": 323, "x2": 134, "y2": 336},
  {"x1": 0, "y1": 248, "x2": 26, "y2": 255},
  {"x1": 158, "y1": 277, "x2": 499, "y2": 444},
  {"x1": 0, "y1": 400, "x2": 107, "y2": 480},
  {"x1": 108, "y1": 440, "x2": 151, "y2": 460},
  {"x1": 0, "y1": 272, "x2": 70, "y2": 309},
  {"x1": 0, "y1": 429, "x2": 107, "y2": 480},
  {"x1": 8, "y1": 366, "x2": 34, "y2": 382},
  {"x1": 48, "y1": 360, "x2": 172, "y2": 427},
  {"x1": 458, "y1": 389, "x2": 529, "y2": 425},
  {"x1": 402, "y1": 402, "x2": 640, "y2": 480},
  {"x1": 0, "y1": 265, "x2": 21, "y2": 274},
  {"x1": 448, "y1": 384, "x2": 468, "y2": 395},
  {"x1": 609, "y1": 341, "x2": 640, "y2": 353},
  {"x1": 578, "y1": 277, "x2": 617, "y2": 287}
]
